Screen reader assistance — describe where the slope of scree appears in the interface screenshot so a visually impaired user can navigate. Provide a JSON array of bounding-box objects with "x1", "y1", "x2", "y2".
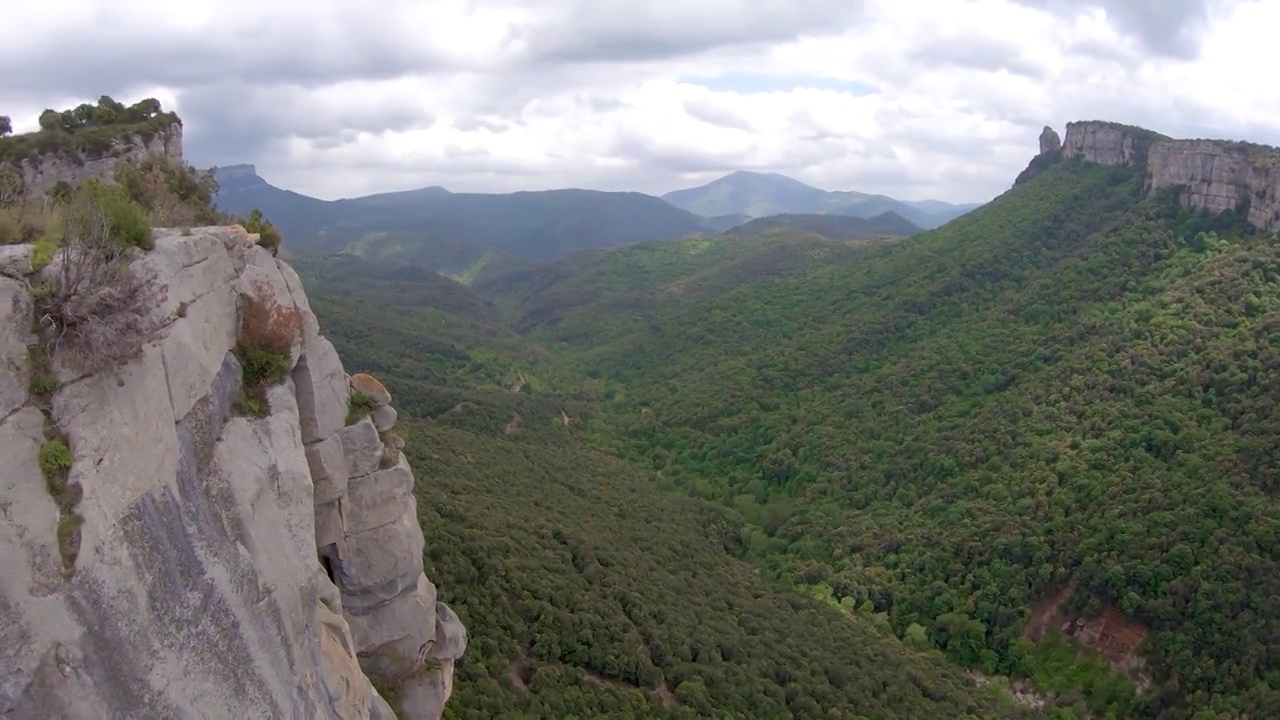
[
  {"x1": 514, "y1": 149, "x2": 1280, "y2": 718},
  {"x1": 301, "y1": 262, "x2": 1033, "y2": 720}
]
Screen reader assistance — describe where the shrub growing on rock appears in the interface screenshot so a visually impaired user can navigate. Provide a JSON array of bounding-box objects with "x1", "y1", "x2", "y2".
[
  {"x1": 33, "y1": 183, "x2": 166, "y2": 373},
  {"x1": 346, "y1": 391, "x2": 377, "y2": 425},
  {"x1": 72, "y1": 179, "x2": 151, "y2": 249},
  {"x1": 233, "y1": 280, "x2": 303, "y2": 417},
  {"x1": 114, "y1": 156, "x2": 223, "y2": 228},
  {"x1": 240, "y1": 208, "x2": 283, "y2": 256}
]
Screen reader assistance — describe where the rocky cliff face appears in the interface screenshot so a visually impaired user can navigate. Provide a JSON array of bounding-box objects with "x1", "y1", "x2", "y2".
[
  {"x1": 16, "y1": 123, "x2": 184, "y2": 195},
  {"x1": 0, "y1": 226, "x2": 464, "y2": 718},
  {"x1": 1146, "y1": 140, "x2": 1280, "y2": 232},
  {"x1": 1038, "y1": 121, "x2": 1280, "y2": 232},
  {"x1": 1038, "y1": 126, "x2": 1061, "y2": 155},
  {"x1": 1060, "y1": 121, "x2": 1143, "y2": 166}
]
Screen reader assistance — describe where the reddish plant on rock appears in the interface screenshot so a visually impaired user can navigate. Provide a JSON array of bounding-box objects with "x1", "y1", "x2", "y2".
[{"x1": 233, "y1": 279, "x2": 303, "y2": 416}]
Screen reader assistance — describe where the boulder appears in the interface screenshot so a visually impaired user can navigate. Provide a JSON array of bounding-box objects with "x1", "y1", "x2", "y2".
[
  {"x1": 338, "y1": 417, "x2": 384, "y2": 479},
  {"x1": 372, "y1": 405, "x2": 397, "y2": 432},
  {"x1": 349, "y1": 373, "x2": 391, "y2": 406},
  {"x1": 0, "y1": 244, "x2": 33, "y2": 278}
]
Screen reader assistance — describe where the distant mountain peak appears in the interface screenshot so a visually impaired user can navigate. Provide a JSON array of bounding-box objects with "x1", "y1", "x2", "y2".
[
  {"x1": 212, "y1": 163, "x2": 258, "y2": 177},
  {"x1": 662, "y1": 171, "x2": 976, "y2": 230}
]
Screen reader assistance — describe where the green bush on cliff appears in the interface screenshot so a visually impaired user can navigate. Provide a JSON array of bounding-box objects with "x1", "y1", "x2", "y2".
[
  {"x1": 347, "y1": 391, "x2": 377, "y2": 425},
  {"x1": 114, "y1": 155, "x2": 223, "y2": 228},
  {"x1": 233, "y1": 280, "x2": 303, "y2": 417},
  {"x1": 239, "y1": 208, "x2": 283, "y2": 256},
  {"x1": 70, "y1": 180, "x2": 152, "y2": 250}
]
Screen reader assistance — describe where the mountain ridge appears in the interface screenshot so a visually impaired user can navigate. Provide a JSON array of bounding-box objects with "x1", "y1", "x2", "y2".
[
  {"x1": 212, "y1": 165, "x2": 710, "y2": 262},
  {"x1": 661, "y1": 169, "x2": 980, "y2": 229}
]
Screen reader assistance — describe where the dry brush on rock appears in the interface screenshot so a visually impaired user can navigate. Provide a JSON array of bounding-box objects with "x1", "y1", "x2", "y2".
[{"x1": 32, "y1": 183, "x2": 165, "y2": 374}]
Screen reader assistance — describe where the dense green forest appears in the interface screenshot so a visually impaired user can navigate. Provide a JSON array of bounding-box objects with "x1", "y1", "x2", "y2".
[
  {"x1": 301, "y1": 151, "x2": 1280, "y2": 719},
  {"x1": 720, "y1": 211, "x2": 922, "y2": 241},
  {"x1": 303, "y1": 266, "x2": 1030, "y2": 719}
]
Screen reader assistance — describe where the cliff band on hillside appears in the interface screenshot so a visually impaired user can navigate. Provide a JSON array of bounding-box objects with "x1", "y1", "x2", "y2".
[
  {"x1": 0, "y1": 226, "x2": 465, "y2": 718},
  {"x1": 16, "y1": 124, "x2": 184, "y2": 196},
  {"x1": 1037, "y1": 120, "x2": 1280, "y2": 232}
]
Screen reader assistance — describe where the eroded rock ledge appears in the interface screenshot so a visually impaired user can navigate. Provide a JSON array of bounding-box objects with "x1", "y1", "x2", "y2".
[
  {"x1": 0, "y1": 226, "x2": 464, "y2": 718},
  {"x1": 1027, "y1": 120, "x2": 1280, "y2": 233}
]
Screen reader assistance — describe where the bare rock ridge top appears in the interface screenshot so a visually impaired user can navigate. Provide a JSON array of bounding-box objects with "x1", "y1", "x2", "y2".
[
  {"x1": 1035, "y1": 120, "x2": 1280, "y2": 232},
  {"x1": 0, "y1": 226, "x2": 464, "y2": 718}
]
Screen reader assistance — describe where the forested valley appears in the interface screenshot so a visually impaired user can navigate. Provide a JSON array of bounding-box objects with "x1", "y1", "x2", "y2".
[{"x1": 301, "y1": 153, "x2": 1280, "y2": 719}]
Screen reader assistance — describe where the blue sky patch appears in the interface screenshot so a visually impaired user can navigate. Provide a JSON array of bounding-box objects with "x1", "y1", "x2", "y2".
[{"x1": 679, "y1": 72, "x2": 879, "y2": 96}]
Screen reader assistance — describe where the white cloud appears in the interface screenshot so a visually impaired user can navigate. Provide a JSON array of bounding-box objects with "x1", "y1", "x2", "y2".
[{"x1": 0, "y1": 0, "x2": 1273, "y2": 204}]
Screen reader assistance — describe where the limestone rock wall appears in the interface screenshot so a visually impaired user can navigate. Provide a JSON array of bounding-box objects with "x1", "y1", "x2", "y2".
[
  {"x1": 1038, "y1": 126, "x2": 1061, "y2": 155},
  {"x1": 15, "y1": 123, "x2": 183, "y2": 195},
  {"x1": 1040, "y1": 121, "x2": 1280, "y2": 232},
  {"x1": 1146, "y1": 140, "x2": 1280, "y2": 232},
  {"x1": 1061, "y1": 120, "x2": 1137, "y2": 166},
  {"x1": 0, "y1": 226, "x2": 464, "y2": 718}
]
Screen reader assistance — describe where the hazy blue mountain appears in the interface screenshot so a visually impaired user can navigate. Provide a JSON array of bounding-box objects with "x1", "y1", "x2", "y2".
[
  {"x1": 213, "y1": 165, "x2": 709, "y2": 263},
  {"x1": 661, "y1": 170, "x2": 980, "y2": 228}
]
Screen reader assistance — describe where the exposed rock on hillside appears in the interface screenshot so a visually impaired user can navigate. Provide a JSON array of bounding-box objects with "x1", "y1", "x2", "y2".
[
  {"x1": 1060, "y1": 120, "x2": 1149, "y2": 166},
  {"x1": 0, "y1": 226, "x2": 463, "y2": 718},
  {"x1": 1033, "y1": 121, "x2": 1280, "y2": 232},
  {"x1": 15, "y1": 123, "x2": 184, "y2": 196},
  {"x1": 1147, "y1": 140, "x2": 1280, "y2": 231},
  {"x1": 1038, "y1": 126, "x2": 1061, "y2": 155}
]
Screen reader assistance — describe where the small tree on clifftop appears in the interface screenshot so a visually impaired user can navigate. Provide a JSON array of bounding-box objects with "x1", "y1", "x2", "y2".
[{"x1": 0, "y1": 116, "x2": 11, "y2": 137}]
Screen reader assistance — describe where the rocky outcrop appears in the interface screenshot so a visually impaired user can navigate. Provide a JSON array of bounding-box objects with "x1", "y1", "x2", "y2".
[
  {"x1": 0, "y1": 226, "x2": 464, "y2": 718},
  {"x1": 1146, "y1": 140, "x2": 1280, "y2": 232},
  {"x1": 15, "y1": 123, "x2": 183, "y2": 195},
  {"x1": 1060, "y1": 121, "x2": 1143, "y2": 166},
  {"x1": 1038, "y1": 126, "x2": 1061, "y2": 156},
  {"x1": 1033, "y1": 121, "x2": 1280, "y2": 232}
]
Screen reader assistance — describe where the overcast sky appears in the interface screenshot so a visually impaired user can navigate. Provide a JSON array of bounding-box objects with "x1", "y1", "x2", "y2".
[{"x1": 1, "y1": 0, "x2": 1274, "y2": 204}]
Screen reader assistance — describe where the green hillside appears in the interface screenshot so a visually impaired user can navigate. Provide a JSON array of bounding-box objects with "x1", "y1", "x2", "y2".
[
  {"x1": 483, "y1": 232, "x2": 874, "y2": 343},
  {"x1": 305, "y1": 263, "x2": 1030, "y2": 720},
  {"x1": 721, "y1": 212, "x2": 923, "y2": 241},
  {"x1": 302, "y1": 136, "x2": 1280, "y2": 718},
  {"x1": 521, "y1": 157, "x2": 1280, "y2": 717}
]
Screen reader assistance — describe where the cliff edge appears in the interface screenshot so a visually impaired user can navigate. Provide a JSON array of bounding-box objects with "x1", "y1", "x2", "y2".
[
  {"x1": 0, "y1": 226, "x2": 465, "y2": 718},
  {"x1": 1024, "y1": 120, "x2": 1280, "y2": 232}
]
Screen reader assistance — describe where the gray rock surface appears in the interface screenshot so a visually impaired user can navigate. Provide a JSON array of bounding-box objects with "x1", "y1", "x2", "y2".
[
  {"x1": 295, "y1": 336, "x2": 350, "y2": 443},
  {"x1": 1147, "y1": 139, "x2": 1280, "y2": 232},
  {"x1": 372, "y1": 404, "x2": 398, "y2": 432},
  {"x1": 0, "y1": 245, "x2": 32, "y2": 278},
  {"x1": 1061, "y1": 120, "x2": 1138, "y2": 166},
  {"x1": 1038, "y1": 125, "x2": 1061, "y2": 155},
  {"x1": 0, "y1": 226, "x2": 463, "y2": 719},
  {"x1": 16, "y1": 125, "x2": 183, "y2": 196},
  {"x1": 0, "y1": 275, "x2": 33, "y2": 417},
  {"x1": 339, "y1": 416, "x2": 385, "y2": 478}
]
